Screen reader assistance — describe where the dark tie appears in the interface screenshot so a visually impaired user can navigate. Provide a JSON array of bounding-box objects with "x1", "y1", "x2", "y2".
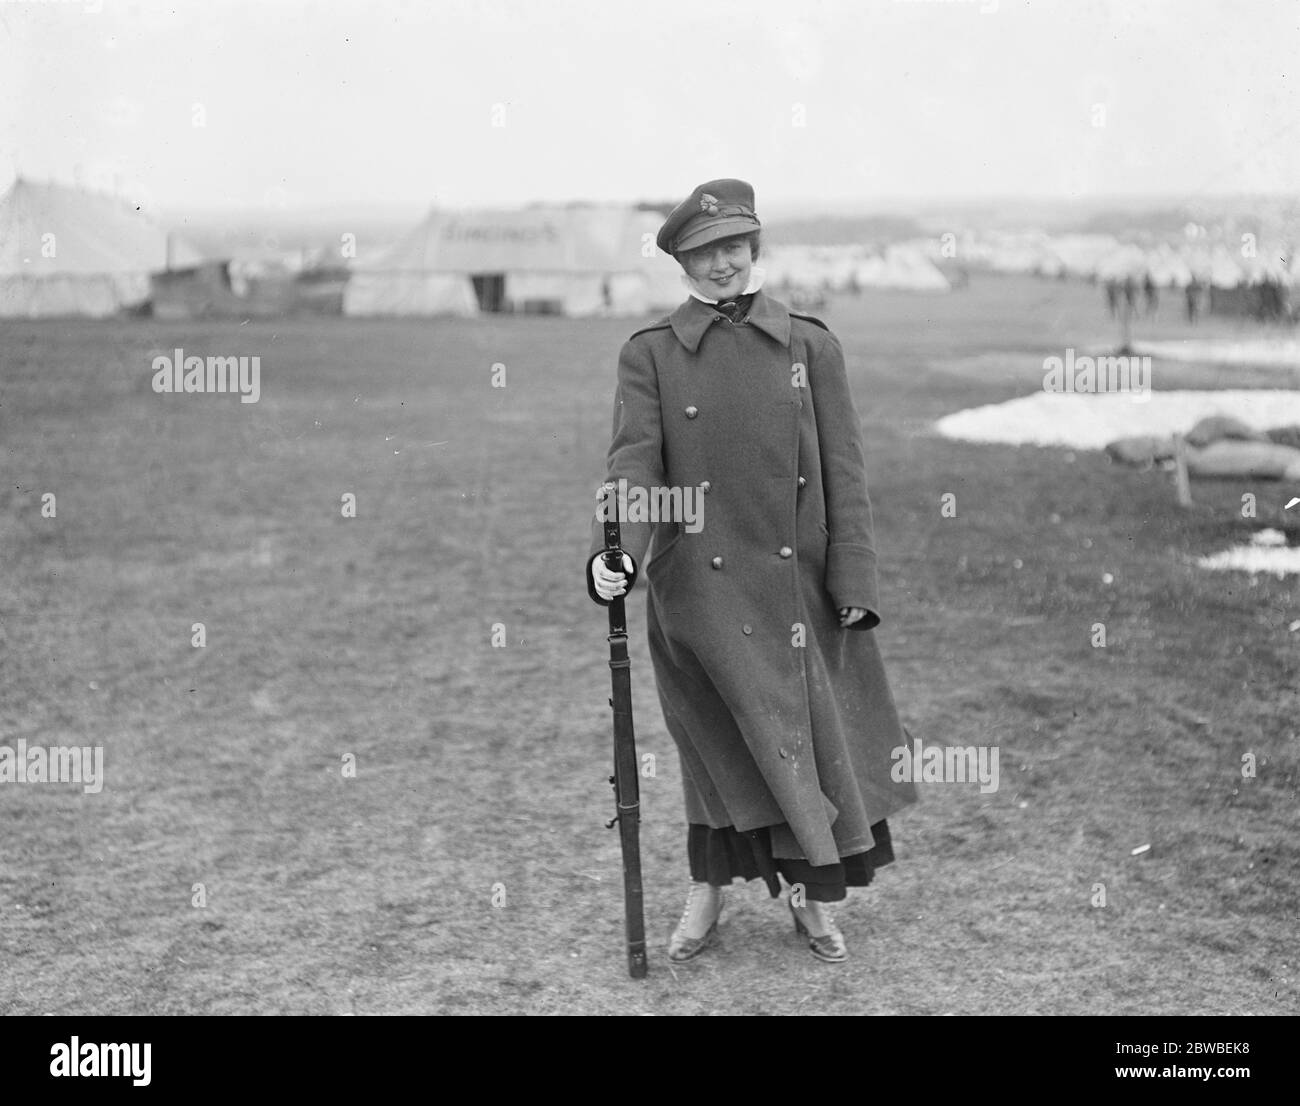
[{"x1": 715, "y1": 293, "x2": 753, "y2": 322}]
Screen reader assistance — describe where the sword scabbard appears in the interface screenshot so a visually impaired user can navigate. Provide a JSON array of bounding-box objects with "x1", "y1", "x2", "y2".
[{"x1": 597, "y1": 479, "x2": 647, "y2": 979}]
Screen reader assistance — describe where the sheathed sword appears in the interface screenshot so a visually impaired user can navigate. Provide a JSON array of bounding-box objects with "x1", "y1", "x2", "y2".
[{"x1": 599, "y1": 480, "x2": 648, "y2": 979}]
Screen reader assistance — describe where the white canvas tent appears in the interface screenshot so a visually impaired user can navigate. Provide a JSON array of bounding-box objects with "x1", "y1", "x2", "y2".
[
  {"x1": 863, "y1": 244, "x2": 951, "y2": 291},
  {"x1": 344, "y1": 204, "x2": 684, "y2": 317},
  {"x1": 764, "y1": 242, "x2": 950, "y2": 293},
  {"x1": 0, "y1": 178, "x2": 201, "y2": 318}
]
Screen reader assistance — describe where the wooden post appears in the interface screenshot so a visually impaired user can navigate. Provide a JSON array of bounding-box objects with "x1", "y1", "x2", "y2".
[{"x1": 1173, "y1": 433, "x2": 1193, "y2": 507}]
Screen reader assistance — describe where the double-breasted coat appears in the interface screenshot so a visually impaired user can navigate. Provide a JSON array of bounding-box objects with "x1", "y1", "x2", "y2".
[{"x1": 588, "y1": 290, "x2": 917, "y2": 867}]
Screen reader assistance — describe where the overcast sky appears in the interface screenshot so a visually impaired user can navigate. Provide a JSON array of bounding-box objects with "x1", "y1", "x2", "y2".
[{"x1": 0, "y1": 0, "x2": 1296, "y2": 214}]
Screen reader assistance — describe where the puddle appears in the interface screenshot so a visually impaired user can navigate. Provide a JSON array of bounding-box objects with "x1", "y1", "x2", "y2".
[{"x1": 1197, "y1": 529, "x2": 1300, "y2": 577}]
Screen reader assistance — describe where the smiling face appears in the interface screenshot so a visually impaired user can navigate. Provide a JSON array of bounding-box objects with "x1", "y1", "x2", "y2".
[{"x1": 679, "y1": 235, "x2": 755, "y2": 300}]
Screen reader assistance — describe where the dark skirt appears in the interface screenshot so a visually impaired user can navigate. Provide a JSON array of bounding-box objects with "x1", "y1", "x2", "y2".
[{"x1": 687, "y1": 820, "x2": 894, "y2": 903}]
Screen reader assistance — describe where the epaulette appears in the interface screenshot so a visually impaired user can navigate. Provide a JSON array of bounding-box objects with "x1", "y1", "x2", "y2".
[
  {"x1": 789, "y1": 311, "x2": 830, "y2": 332},
  {"x1": 627, "y1": 316, "x2": 672, "y2": 341}
]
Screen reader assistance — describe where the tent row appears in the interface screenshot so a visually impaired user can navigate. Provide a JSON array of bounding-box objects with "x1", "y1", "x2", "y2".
[
  {"x1": 935, "y1": 230, "x2": 1300, "y2": 288},
  {"x1": 14, "y1": 178, "x2": 1287, "y2": 319}
]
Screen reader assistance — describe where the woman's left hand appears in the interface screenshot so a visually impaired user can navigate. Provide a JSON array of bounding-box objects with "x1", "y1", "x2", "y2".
[{"x1": 838, "y1": 607, "x2": 867, "y2": 628}]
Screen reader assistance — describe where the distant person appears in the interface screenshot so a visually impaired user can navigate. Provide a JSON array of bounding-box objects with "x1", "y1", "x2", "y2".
[
  {"x1": 1260, "y1": 276, "x2": 1284, "y2": 322},
  {"x1": 1142, "y1": 273, "x2": 1158, "y2": 316},
  {"x1": 1104, "y1": 279, "x2": 1119, "y2": 317},
  {"x1": 1123, "y1": 275, "x2": 1138, "y2": 314},
  {"x1": 1185, "y1": 278, "x2": 1201, "y2": 324},
  {"x1": 587, "y1": 178, "x2": 916, "y2": 966}
]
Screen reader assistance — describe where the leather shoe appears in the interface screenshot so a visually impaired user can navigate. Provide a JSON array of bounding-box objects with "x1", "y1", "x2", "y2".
[
  {"x1": 668, "y1": 882, "x2": 724, "y2": 962},
  {"x1": 788, "y1": 898, "x2": 848, "y2": 963}
]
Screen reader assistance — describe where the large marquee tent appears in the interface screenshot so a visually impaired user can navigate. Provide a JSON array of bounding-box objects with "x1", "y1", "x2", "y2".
[
  {"x1": 0, "y1": 178, "x2": 202, "y2": 318},
  {"x1": 343, "y1": 204, "x2": 685, "y2": 317}
]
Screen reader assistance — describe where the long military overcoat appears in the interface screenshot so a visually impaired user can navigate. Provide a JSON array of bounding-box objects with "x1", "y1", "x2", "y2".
[{"x1": 588, "y1": 290, "x2": 917, "y2": 867}]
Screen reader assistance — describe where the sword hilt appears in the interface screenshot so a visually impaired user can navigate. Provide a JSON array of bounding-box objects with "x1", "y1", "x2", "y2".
[{"x1": 597, "y1": 481, "x2": 638, "y2": 595}]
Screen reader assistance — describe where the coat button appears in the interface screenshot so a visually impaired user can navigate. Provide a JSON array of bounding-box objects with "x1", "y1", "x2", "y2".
[
  {"x1": 797, "y1": 476, "x2": 807, "y2": 489},
  {"x1": 711, "y1": 556, "x2": 723, "y2": 569},
  {"x1": 779, "y1": 546, "x2": 793, "y2": 559},
  {"x1": 700, "y1": 480, "x2": 711, "y2": 493},
  {"x1": 742, "y1": 624, "x2": 753, "y2": 635},
  {"x1": 685, "y1": 406, "x2": 699, "y2": 419}
]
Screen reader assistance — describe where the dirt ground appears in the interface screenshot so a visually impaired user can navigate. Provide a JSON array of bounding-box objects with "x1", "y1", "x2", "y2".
[{"x1": 1, "y1": 273, "x2": 1296, "y2": 1015}]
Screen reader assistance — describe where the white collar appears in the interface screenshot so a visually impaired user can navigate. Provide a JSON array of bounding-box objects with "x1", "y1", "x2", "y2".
[{"x1": 682, "y1": 265, "x2": 767, "y2": 305}]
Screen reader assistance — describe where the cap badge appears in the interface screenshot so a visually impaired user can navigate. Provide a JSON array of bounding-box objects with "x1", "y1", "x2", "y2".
[{"x1": 699, "y1": 193, "x2": 720, "y2": 216}]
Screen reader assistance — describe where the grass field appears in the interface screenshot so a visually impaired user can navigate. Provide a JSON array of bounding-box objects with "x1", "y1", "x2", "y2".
[{"x1": 1, "y1": 273, "x2": 1296, "y2": 1015}]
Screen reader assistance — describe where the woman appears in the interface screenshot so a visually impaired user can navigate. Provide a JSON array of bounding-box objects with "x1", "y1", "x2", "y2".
[{"x1": 586, "y1": 179, "x2": 917, "y2": 964}]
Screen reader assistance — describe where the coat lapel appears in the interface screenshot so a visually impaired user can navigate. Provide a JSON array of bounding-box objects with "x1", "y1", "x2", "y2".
[{"x1": 744, "y1": 291, "x2": 793, "y2": 347}]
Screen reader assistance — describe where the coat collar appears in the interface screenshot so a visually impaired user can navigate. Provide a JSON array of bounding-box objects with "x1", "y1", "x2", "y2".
[{"x1": 668, "y1": 289, "x2": 792, "y2": 353}]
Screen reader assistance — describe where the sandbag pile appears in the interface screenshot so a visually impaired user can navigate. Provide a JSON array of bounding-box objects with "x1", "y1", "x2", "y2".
[
  {"x1": 1104, "y1": 435, "x2": 1177, "y2": 466},
  {"x1": 1106, "y1": 415, "x2": 1300, "y2": 479}
]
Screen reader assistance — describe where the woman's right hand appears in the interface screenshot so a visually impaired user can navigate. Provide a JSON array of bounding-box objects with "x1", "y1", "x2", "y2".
[{"x1": 592, "y1": 553, "x2": 635, "y2": 601}]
